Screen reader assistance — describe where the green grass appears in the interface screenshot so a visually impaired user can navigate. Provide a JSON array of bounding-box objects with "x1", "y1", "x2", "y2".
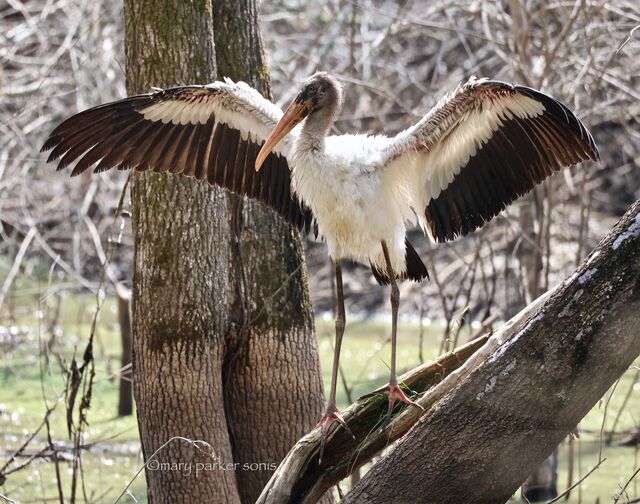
[
  {"x1": 1, "y1": 288, "x2": 146, "y2": 502},
  {"x1": 315, "y1": 318, "x2": 446, "y2": 403},
  {"x1": 1, "y1": 288, "x2": 638, "y2": 503}
]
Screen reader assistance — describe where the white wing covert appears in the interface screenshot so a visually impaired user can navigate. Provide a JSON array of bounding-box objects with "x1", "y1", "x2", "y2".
[
  {"x1": 42, "y1": 79, "x2": 315, "y2": 233},
  {"x1": 379, "y1": 77, "x2": 599, "y2": 242}
]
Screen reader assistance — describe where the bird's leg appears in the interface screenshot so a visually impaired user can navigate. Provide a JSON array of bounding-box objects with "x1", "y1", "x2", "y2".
[
  {"x1": 364, "y1": 241, "x2": 424, "y2": 422},
  {"x1": 316, "y1": 260, "x2": 353, "y2": 463}
]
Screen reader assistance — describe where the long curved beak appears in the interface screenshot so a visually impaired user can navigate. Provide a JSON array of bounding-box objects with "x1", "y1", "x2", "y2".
[{"x1": 255, "y1": 97, "x2": 312, "y2": 171}]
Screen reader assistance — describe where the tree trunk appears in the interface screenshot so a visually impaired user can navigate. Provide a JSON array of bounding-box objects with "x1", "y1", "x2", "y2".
[
  {"x1": 259, "y1": 201, "x2": 640, "y2": 504},
  {"x1": 522, "y1": 451, "x2": 558, "y2": 501},
  {"x1": 125, "y1": 0, "x2": 239, "y2": 501},
  {"x1": 116, "y1": 282, "x2": 133, "y2": 417},
  {"x1": 211, "y1": 1, "x2": 325, "y2": 502},
  {"x1": 509, "y1": 5, "x2": 559, "y2": 494},
  {"x1": 124, "y1": 0, "x2": 324, "y2": 502}
]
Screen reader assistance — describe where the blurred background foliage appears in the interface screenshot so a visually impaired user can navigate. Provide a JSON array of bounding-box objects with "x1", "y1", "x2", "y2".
[{"x1": 1, "y1": 0, "x2": 639, "y2": 502}]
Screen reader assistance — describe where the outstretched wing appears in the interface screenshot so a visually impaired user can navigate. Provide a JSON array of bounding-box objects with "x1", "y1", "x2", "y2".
[
  {"x1": 379, "y1": 77, "x2": 599, "y2": 242},
  {"x1": 42, "y1": 79, "x2": 315, "y2": 233}
]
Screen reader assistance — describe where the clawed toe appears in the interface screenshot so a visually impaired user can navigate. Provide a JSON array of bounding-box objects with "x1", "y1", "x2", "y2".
[
  {"x1": 384, "y1": 383, "x2": 424, "y2": 413},
  {"x1": 360, "y1": 382, "x2": 423, "y2": 427},
  {"x1": 316, "y1": 407, "x2": 354, "y2": 464}
]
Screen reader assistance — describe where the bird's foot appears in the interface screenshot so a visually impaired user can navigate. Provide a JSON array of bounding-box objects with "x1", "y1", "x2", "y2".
[
  {"x1": 315, "y1": 405, "x2": 354, "y2": 464},
  {"x1": 360, "y1": 382, "x2": 424, "y2": 428},
  {"x1": 383, "y1": 382, "x2": 424, "y2": 415}
]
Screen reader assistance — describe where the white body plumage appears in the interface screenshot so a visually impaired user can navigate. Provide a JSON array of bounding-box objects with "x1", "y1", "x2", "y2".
[
  {"x1": 284, "y1": 77, "x2": 552, "y2": 277},
  {"x1": 290, "y1": 133, "x2": 413, "y2": 275}
]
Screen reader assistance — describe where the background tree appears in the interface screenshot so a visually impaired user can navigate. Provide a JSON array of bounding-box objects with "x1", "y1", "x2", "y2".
[
  {"x1": 124, "y1": 0, "x2": 324, "y2": 501},
  {"x1": 124, "y1": 0, "x2": 238, "y2": 499},
  {"x1": 116, "y1": 281, "x2": 133, "y2": 416}
]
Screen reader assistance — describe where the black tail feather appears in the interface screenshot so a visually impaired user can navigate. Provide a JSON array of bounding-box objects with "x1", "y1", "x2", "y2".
[
  {"x1": 371, "y1": 238, "x2": 429, "y2": 285},
  {"x1": 405, "y1": 239, "x2": 430, "y2": 282}
]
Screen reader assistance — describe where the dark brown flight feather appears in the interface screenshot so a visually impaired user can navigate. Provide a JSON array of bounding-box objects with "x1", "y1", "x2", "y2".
[
  {"x1": 41, "y1": 86, "x2": 315, "y2": 235},
  {"x1": 423, "y1": 81, "x2": 599, "y2": 243}
]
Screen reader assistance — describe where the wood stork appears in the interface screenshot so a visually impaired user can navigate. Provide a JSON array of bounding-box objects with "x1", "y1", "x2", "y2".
[{"x1": 42, "y1": 72, "x2": 599, "y2": 459}]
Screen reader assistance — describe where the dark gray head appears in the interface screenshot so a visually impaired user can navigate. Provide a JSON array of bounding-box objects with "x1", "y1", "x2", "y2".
[
  {"x1": 255, "y1": 72, "x2": 343, "y2": 170},
  {"x1": 295, "y1": 72, "x2": 343, "y2": 119}
]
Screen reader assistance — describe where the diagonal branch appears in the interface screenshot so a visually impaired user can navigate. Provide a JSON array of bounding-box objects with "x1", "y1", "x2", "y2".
[
  {"x1": 342, "y1": 200, "x2": 640, "y2": 503},
  {"x1": 258, "y1": 335, "x2": 490, "y2": 503},
  {"x1": 259, "y1": 200, "x2": 640, "y2": 504}
]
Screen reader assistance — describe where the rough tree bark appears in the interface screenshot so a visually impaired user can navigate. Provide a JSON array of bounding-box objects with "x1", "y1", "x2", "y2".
[
  {"x1": 211, "y1": 1, "x2": 326, "y2": 502},
  {"x1": 125, "y1": 1, "x2": 239, "y2": 500},
  {"x1": 259, "y1": 201, "x2": 640, "y2": 504},
  {"x1": 343, "y1": 201, "x2": 640, "y2": 503},
  {"x1": 125, "y1": 0, "x2": 324, "y2": 502}
]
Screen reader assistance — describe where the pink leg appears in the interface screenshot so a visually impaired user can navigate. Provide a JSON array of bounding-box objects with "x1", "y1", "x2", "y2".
[
  {"x1": 315, "y1": 260, "x2": 353, "y2": 463},
  {"x1": 361, "y1": 241, "x2": 424, "y2": 423}
]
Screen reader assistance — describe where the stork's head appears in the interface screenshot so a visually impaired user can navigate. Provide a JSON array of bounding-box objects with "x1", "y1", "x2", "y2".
[
  {"x1": 293, "y1": 72, "x2": 343, "y2": 119},
  {"x1": 256, "y1": 72, "x2": 343, "y2": 171}
]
